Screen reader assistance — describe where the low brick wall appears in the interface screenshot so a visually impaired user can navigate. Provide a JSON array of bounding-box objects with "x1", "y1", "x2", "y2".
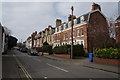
[
  {"x1": 53, "y1": 54, "x2": 70, "y2": 59},
  {"x1": 93, "y1": 57, "x2": 120, "y2": 66}
]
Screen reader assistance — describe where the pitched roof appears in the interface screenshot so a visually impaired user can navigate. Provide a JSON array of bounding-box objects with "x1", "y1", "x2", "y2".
[
  {"x1": 76, "y1": 13, "x2": 89, "y2": 23},
  {"x1": 116, "y1": 16, "x2": 120, "y2": 21},
  {"x1": 74, "y1": 9, "x2": 102, "y2": 23}
]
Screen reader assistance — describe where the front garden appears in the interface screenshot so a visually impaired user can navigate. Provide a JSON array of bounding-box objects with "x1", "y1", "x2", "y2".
[
  {"x1": 93, "y1": 48, "x2": 120, "y2": 65},
  {"x1": 94, "y1": 48, "x2": 120, "y2": 59}
]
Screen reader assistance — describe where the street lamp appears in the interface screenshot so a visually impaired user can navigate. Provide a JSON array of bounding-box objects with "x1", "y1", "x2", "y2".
[{"x1": 71, "y1": 6, "x2": 74, "y2": 59}]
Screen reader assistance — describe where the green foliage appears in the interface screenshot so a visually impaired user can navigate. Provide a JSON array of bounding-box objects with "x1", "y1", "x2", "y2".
[
  {"x1": 53, "y1": 44, "x2": 85, "y2": 56},
  {"x1": 36, "y1": 47, "x2": 42, "y2": 52},
  {"x1": 36, "y1": 45, "x2": 53, "y2": 55},
  {"x1": 84, "y1": 50, "x2": 89, "y2": 57},
  {"x1": 8, "y1": 36, "x2": 18, "y2": 49},
  {"x1": 73, "y1": 44, "x2": 85, "y2": 56},
  {"x1": 43, "y1": 41, "x2": 49, "y2": 45},
  {"x1": 53, "y1": 44, "x2": 70, "y2": 54},
  {"x1": 94, "y1": 48, "x2": 120, "y2": 59}
]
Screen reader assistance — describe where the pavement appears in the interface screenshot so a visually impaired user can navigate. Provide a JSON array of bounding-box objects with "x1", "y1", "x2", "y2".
[
  {"x1": 42, "y1": 53, "x2": 120, "y2": 76},
  {"x1": 2, "y1": 50, "x2": 26, "y2": 79}
]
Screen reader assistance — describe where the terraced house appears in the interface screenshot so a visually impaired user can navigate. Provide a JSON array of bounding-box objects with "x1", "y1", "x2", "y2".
[
  {"x1": 115, "y1": 16, "x2": 120, "y2": 48},
  {"x1": 29, "y1": 25, "x2": 55, "y2": 48},
  {"x1": 53, "y1": 3, "x2": 110, "y2": 52},
  {"x1": 26, "y1": 3, "x2": 111, "y2": 53},
  {"x1": 26, "y1": 36, "x2": 32, "y2": 49}
]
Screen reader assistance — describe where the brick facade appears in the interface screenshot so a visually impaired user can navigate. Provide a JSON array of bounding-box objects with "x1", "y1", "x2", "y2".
[
  {"x1": 53, "y1": 10, "x2": 109, "y2": 53},
  {"x1": 115, "y1": 17, "x2": 120, "y2": 48},
  {"x1": 26, "y1": 3, "x2": 111, "y2": 53},
  {"x1": 87, "y1": 11, "x2": 110, "y2": 52}
]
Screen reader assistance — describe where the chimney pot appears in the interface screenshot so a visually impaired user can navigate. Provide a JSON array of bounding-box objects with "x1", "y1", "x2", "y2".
[
  {"x1": 92, "y1": 3, "x2": 101, "y2": 11},
  {"x1": 56, "y1": 19, "x2": 62, "y2": 27},
  {"x1": 68, "y1": 14, "x2": 76, "y2": 22}
]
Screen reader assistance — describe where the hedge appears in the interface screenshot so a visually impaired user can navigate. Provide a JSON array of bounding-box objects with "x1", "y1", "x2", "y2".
[
  {"x1": 73, "y1": 44, "x2": 85, "y2": 56},
  {"x1": 36, "y1": 45, "x2": 53, "y2": 55},
  {"x1": 94, "y1": 48, "x2": 120, "y2": 59},
  {"x1": 53, "y1": 44, "x2": 71, "y2": 54},
  {"x1": 53, "y1": 44, "x2": 85, "y2": 56}
]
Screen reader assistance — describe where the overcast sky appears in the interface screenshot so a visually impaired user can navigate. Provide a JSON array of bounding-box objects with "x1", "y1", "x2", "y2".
[{"x1": 1, "y1": 2, "x2": 119, "y2": 42}]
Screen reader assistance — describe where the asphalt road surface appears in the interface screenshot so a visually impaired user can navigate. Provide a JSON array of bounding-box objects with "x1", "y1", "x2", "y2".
[{"x1": 2, "y1": 50, "x2": 119, "y2": 80}]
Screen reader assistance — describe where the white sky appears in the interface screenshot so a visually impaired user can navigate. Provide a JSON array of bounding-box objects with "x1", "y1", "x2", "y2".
[{"x1": 1, "y1": 1, "x2": 119, "y2": 42}]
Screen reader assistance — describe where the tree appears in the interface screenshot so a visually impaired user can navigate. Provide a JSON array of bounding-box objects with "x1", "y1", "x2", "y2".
[
  {"x1": 43, "y1": 41, "x2": 49, "y2": 45},
  {"x1": 8, "y1": 36, "x2": 18, "y2": 49},
  {"x1": 3, "y1": 27, "x2": 12, "y2": 36}
]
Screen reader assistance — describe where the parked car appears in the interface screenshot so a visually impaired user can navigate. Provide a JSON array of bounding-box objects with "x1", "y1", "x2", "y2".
[
  {"x1": 28, "y1": 49, "x2": 38, "y2": 56},
  {"x1": 13, "y1": 47, "x2": 20, "y2": 51},
  {"x1": 21, "y1": 48, "x2": 28, "y2": 53}
]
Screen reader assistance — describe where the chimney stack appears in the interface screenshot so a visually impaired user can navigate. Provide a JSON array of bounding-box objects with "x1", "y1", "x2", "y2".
[
  {"x1": 35, "y1": 31, "x2": 37, "y2": 35},
  {"x1": 92, "y1": 3, "x2": 101, "y2": 11},
  {"x1": 56, "y1": 19, "x2": 62, "y2": 27},
  {"x1": 68, "y1": 14, "x2": 76, "y2": 22}
]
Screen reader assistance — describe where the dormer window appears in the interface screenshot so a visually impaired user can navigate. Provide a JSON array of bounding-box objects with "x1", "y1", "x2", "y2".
[
  {"x1": 57, "y1": 27, "x2": 59, "y2": 32},
  {"x1": 81, "y1": 16, "x2": 85, "y2": 23},
  {"x1": 61, "y1": 25, "x2": 63, "y2": 31},
  {"x1": 74, "y1": 19, "x2": 77, "y2": 25},
  {"x1": 77, "y1": 17, "x2": 80, "y2": 24},
  {"x1": 66, "y1": 23, "x2": 68, "y2": 29},
  {"x1": 63, "y1": 24, "x2": 66, "y2": 30},
  {"x1": 68, "y1": 21, "x2": 71, "y2": 27}
]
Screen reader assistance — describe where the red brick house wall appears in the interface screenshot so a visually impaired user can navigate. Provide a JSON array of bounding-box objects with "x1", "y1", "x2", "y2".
[
  {"x1": 115, "y1": 21, "x2": 120, "y2": 48},
  {"x1": 87, "y1": 11, "x2": 110, "y2": 52}
]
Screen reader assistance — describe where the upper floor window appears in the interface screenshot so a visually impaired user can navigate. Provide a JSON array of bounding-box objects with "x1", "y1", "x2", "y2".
[
  {"x1": 70, "y1": 30, "x2": 75, "y2": 38},
  {"x1": 70, "y1": 31, "x2": 72, "y2": 38},
  {"x1": 54, "y1": 35, "x2": 57, "y2": 41},
  {"x1": 77, "y1": 28, "x2": 80, "y2": 36},
  {"x1": 65, "y1": 32, "x2": 68, "y2": 40},
  {"x1": 73, "y1": 30, "x2": 75, "y2": 37},
  {"x1": 77, "y1": 27, "x2": 84, "y2": 37},
  {"x1": 81, "y1": 28, "x2": 84, "y2": 35},
  {"x1": 57, "y1": 34, "x2": 61, "y2": 41}
]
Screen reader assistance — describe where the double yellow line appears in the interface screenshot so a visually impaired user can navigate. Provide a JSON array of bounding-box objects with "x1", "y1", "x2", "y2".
[{"x1": 13, "y1": 54, "x2": 33, "y2": 80}]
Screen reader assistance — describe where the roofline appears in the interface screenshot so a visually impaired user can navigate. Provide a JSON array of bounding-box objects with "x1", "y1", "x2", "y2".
[
  {"x1": 87, "y1": 9, "x2": 109, "y2": 27},
  {"x1": 88, "y1": 9, "x2": 108, "y2": 21}
]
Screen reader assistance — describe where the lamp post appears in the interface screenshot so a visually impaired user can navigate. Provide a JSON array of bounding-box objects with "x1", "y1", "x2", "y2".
[{"x1": 71, "y1": 6, "x2": 74, "y2": 59}]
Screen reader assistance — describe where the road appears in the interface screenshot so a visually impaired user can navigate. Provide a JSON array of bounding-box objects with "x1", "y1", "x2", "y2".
[{"x1": 2, "y1": 50, "x2": 119, "y2": 80}]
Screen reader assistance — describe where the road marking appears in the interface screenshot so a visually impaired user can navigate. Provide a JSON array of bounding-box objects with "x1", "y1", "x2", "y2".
[
  {"x1": 46, "y1": 63, "x2": 69, "y2": 72},
  {"x1": 44, "y1": 76, "x2": 47, "y2": 79},
  {"x1": 13, "y1": 54, "x2": 33, "y2": 80}
]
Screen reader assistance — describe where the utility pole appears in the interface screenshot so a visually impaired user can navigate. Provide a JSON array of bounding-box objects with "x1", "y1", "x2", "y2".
[{"x1": 71, "y1": 6, "x2": 74, "y2": 59}]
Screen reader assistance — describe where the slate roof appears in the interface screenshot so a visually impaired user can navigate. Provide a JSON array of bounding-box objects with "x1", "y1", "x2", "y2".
[
  {"x1": 116, "y1": 16, "x2": 120, "y2": 21},
  {"x1": 72, "y1": 9, "x2": 102, "y2": 24},
  {"x1": 76, "y1": 13, "x2": 89, "y2": 23}
]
